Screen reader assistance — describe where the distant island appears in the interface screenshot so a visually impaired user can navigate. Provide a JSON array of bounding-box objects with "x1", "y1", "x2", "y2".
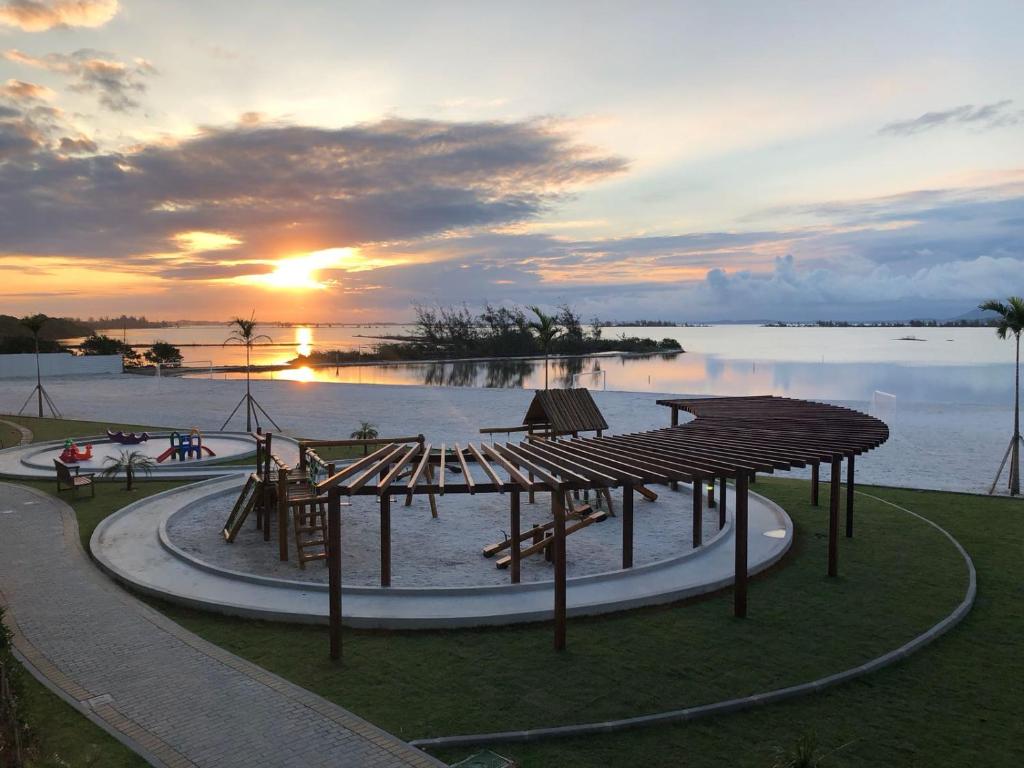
[
  {"x1": 291, "y1": 303, "x2": 683, "y2": 366},
  {"x1": 763, "y1": 318, "x2": 999, "y2": 328}
]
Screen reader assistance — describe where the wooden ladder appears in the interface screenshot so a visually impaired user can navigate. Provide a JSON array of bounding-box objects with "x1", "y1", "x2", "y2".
[{"x1": 289, "y1": 494, "x2": 329, "y2": 569}]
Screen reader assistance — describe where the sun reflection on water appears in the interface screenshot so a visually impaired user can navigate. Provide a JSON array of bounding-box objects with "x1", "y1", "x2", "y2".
[{"x1": 296, "y1": 327, "x2": 313, "y2": 357}]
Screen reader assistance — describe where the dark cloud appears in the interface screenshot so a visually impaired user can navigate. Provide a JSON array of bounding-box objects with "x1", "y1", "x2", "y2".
[
  {"x1": 354, "y1": 180, "x2": 1024, "y2": 321},
  {"x1": 0, "y1": 0, "x2": 118, "y2": 31},
  {"x1": 0, "y1": 86, "x2": 84, "y2": 158},
  {"x1": 0, "y1": 116, "x2": 627, "y2": 258},
  {"x1": 58, "y1": 134, "x2": 97, "y2": 153},
  {"x1": 4, "y1": 48, "x2": 155, "y2": 112},
  {"x1": 879, "y1": 99, "x2": 1022, "y2": 136}
]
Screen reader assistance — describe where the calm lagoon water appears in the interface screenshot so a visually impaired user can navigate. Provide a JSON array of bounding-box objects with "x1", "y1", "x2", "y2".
[{"x1": 96, "y1": 324, "x2": 1017, "y2": 408}]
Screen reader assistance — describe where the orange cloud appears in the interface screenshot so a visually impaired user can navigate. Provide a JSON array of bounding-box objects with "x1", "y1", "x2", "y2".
[
  {"x1": 0, "y1": 0, "x2": 119, "y2": 31},
  {"x1": 1, "y1": 78, "x2": 54, "y2": 102}
]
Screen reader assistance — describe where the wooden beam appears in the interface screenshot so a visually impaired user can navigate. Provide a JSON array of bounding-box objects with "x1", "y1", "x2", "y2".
[
  {"x1": 829, "y1": 456, "x2": 840, "y2": 577},
  {"x1": 480, "y1": 443, "x2": 532, "y2": 490},
  {"x1": 719, "y1": 476, "x2": 727, "y2": 530},
  {"x1": 277, "y1": 467, "x2": 288, "y2": 561},
  {"x1": 553, "y1": 490, "x2": 567, "y2": 651},
  {"x1": 734, "y1": 471, "x2": 749, "y2": 618},
  {"x1": 846, "y1": 454, "x2": 855, "y2": 538},
  {"x1": 622, "y1": 483, "x2": 634, "y2": 569},
  {"x1": 316, "y1": 443, "x2": 398, "y2": 493},
  {"x1": 438, "y1": 443, "x2": 446, "y2": 495},
  {"x1": 811, "y1": 462, "x2": 820, "y2": 506},
  {"x1": 328, "y1": 489, "x2": 342, "y2": 661},
  {"x1": 510, "y1": 489, "x2": 521, "y2": 584},
  {"x1": 377, "y1": 444, "x2": 420, "y2": 495},
  {"x1": 380, "y1": 486, "x2": 391, "y2": 587},
  {"x1": 467, "y1": 443, "x2": 504, "y2": 491},
  {"x1": 692, "y1": 476, "x2": 703, "y2": 548},
  {"x1": 453, "y1": 443, "x2": 475, "y2": 494}
]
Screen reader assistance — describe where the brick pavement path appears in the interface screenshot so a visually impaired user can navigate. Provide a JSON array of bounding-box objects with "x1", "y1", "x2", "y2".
[{"x1": 0, "y1": 482, "x2": 445, "y2": 768}]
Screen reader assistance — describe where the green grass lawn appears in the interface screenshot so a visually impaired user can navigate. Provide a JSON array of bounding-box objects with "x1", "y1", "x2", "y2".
[
  {"x1": 151, "y1": 480, "x2": 969, "y2": 746},
  {"x1": 2, "y1": 414, "x2": 1021, "y2": 766}
]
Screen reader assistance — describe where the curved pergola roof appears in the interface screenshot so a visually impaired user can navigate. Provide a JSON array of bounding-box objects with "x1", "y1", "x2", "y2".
[{"x1": 316, "y1": 395, "x2": 889, "y2": 497}]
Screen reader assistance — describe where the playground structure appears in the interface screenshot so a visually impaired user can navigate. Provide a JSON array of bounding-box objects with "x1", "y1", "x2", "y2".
[
  {"x1": 156, "y1": 429, "x2": 217, "y2": 463},
  {"x1": 107, "y1": 429, "x2": 150, "y2": 444},
  {"x1": 212, "y1": 392, "x2": 889, "y2": 661},
  {"x1": 58, "y1": 439, "x2": 93, "y2": 464}
]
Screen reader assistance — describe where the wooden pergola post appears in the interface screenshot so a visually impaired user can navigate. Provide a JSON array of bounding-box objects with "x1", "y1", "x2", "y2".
[
  {"x1": 845, "y1": 454, "x2": 855, "y2": 538},
  {"x1": 328, "y1": 488, "x2": 342, "y2": 660},
  {"x1": 718, "y1": 476, "x2": 727, "y2": 529},
  {"x1": 277, "y1": 467, "x2": 288, "y2": 561},
  {"x1": 734, "y1": 471, "x2": 749, "y2": 618},
  {"x1": 692, "y1": 476, "x2": 703, "y2": 548},
  {"x1": 552, "y1": 489, "x2": 567, "y2": 651},
  {"x1": 811, "y1": 462, "x2": 820, "y2": 506},
  {"x1": 380, "y1": 469, "x2": 391, "y2": 587},
  {"x1": 622, "y1": 483, "x2": 634, "y2": 569},
  {"x1": 510, "y1": 489, "x2": 522, "y2": 584},
  {"x1": 828, "y1": 456, "x2": 840, "y2": 577}
]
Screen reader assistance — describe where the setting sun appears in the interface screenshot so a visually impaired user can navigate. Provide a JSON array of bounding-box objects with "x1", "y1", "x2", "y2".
[{"x1": 235, "y1": 248, "x2": 358, "y2": 290}]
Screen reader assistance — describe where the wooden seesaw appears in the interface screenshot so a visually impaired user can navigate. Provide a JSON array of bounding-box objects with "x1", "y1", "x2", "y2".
[{"x1": 483, "y1": 492, "x2": 608, "y2": 569}]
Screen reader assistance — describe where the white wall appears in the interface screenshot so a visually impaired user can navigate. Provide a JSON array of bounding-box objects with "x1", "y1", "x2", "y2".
[{"x1": 0, "y1": 353, "x2": 122, "y2": 378}]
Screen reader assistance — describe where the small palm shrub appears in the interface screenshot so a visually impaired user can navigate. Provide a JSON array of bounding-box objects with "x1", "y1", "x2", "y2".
[{"x1": 101, "y1": 449, "x2": 156, "y2": 491}]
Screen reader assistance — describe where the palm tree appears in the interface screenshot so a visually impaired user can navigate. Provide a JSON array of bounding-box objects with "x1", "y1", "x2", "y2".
[
  {"x1": 350, "y1": 421, "x2": 379, "y2": 455},
  {"x1": 224, "y1": 313, "x2": 273, "y2": 431},
  {"x1": 101, "y1": 449, "x2": 156, "y2": 491},
  {"x1": 19, "y1": 314, "x2": 48, "y2": 417},
  {"x1": 980, "y1": 297, "x2": 1024, "y2": 496},
  {"x1": 528, "y1": 306, "x2": 563, "y2": 389}
]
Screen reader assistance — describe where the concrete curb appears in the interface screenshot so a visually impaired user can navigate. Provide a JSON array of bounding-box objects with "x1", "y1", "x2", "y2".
[{"x1": 410, "y1": 490, "x2": 977, "y2": 749}]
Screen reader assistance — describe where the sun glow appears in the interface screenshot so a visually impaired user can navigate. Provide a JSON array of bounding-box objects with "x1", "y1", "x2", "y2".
[{"x1": 231, "y1": 247, "x2": 403, "y2": 291}]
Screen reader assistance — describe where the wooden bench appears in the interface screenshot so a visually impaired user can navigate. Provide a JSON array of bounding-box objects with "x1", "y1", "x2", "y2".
[{"x1": 54, "y1": 459, "x2": 95, "y2": 498}]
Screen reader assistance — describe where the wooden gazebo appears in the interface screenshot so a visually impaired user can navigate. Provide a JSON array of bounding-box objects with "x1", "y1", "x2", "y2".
[{"x1": 312, "y1": 395, "x2": 889, "y2": 658}]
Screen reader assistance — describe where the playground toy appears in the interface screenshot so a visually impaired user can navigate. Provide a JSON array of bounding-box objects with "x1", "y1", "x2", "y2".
[
  {"x1": 107, "y1": 429, "x2": 150, "y2": 444},
  {"x1": 58, "y1": 439, "x2": 93, "y2": 464},
  {"x1": 156, "y1": 428, "x2": 217, "y2": 463}
]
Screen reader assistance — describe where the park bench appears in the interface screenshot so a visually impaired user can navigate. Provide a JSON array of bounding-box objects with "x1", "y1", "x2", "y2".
[{"x1": 54, "y1": 458, "x2": 95, "y2": 498}]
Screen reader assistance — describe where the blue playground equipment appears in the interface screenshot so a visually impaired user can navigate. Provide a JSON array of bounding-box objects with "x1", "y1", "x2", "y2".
[{"x1": 156, "y1": 429, "x2": 216, "y2": 463}]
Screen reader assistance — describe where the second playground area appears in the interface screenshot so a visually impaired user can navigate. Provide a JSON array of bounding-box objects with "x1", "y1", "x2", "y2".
[{"x1": 2, "y1": 429, "x2": 267, "y2": 480}]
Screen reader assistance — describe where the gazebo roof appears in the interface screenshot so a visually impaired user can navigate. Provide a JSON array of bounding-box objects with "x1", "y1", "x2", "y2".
[{"x1": 523, "y1": 388, "x2": 609, "y2": 434}]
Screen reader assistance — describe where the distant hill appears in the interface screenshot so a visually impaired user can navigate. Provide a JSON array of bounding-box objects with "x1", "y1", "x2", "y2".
[
  {"x1": 949, "y1": 307, "x2": 1002, "y2": 322},
  {"x1": 0, "y1": 314, "x2": 94, "y2": 340}
]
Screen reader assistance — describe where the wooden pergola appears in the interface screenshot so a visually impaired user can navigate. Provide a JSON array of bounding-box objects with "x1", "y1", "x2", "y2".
[{"x1": 317, "y1": 395, "x2": 889, "y2": 659}]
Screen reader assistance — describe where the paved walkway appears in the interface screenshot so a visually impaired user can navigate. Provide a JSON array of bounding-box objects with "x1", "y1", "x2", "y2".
[{"x1": 0, "y1": 482, "x2": 445, "y2": 768}]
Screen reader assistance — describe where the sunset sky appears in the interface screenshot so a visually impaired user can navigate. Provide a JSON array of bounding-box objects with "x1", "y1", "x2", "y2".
[{"x1": 2, "y1": 0, "x2": 1022, "y2": 322}]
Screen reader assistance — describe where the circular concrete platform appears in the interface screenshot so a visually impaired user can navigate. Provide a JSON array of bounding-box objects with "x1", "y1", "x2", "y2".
[
  {"x1": 91, "y1": 475, "x2": 793, "y2": 628},
  {"x1": 0, "y1": 432, "x2": 300, "y2": 480}
]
